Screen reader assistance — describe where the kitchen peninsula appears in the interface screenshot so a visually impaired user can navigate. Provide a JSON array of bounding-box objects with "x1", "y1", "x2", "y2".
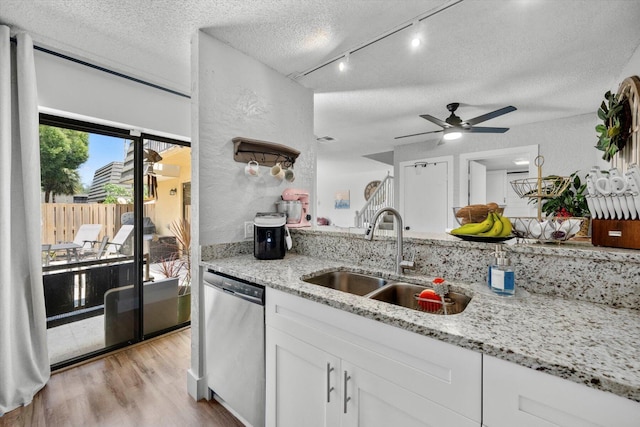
[{"x1": 202, "y1": 229, "x2": 640, "y2": 426}]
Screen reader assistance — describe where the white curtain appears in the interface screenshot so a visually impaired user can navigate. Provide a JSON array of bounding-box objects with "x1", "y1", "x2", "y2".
[{"x1": 0, "y1": 26, "x2": 50, "y2": 415}]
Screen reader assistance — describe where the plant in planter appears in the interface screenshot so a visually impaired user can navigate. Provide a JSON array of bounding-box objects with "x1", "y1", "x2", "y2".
[
  {"x1": 539, "y1": 171, "x2": 590, "y2": 218},
  {"x1": 595, "y1": 90, "x2": 631, "y2": 161},
  {"x1": 157, "y1": 253, "x2": 183, "y2": 279},
  {"x1": 168, "y1": 218, "x2": 191, "y2": 295},
  {"x1": 168, "y1": 218, "x2": 191, "y2": 323}
]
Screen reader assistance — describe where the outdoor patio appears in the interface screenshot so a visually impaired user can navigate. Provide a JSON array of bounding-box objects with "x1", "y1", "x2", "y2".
[{"x1": 45, "y1": 260, "x2": 188, "y2": 366}]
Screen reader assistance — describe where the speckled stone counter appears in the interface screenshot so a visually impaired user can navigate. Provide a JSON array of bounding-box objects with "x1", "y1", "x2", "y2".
[
  {"x1": 202, "y1": 235, "x2": 640, "y2": 403},
  {"x1": 292, "y1": 228, "x2": 640, "y2": 310},
  {"x1": 201, "y1": 228, "x2": 640, "y2": 402}
]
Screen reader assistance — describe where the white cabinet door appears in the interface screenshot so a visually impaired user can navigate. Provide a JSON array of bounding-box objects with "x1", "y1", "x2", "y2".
[
  {"x1": 266, "y1": 288, "x2": 482, "y2": 425},
  {"x1": 341, "y1": 360, "x2": 479, "y2": 427},
  {"x1": 266, "y1": 326, "x2": 341, "y2": 427},
  {"x1": 484, "y1": 355, "x2": 640, "y2": 427}
]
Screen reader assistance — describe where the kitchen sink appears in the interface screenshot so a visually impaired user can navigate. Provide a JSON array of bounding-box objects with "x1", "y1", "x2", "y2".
[
  {"x1": 367, "y1": 283, "x2": 472, "y2": 315},
  {"x1": 302, "y1": 270, "x2": 388, "y2": 296},
  {"x1": 302, "y1": 270, "x2": 472, "y2": 315}
]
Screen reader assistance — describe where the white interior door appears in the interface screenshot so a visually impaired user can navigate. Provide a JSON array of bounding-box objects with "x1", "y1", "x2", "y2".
[
  {"x1": 468, "y1": 161, "x2": 487, "y2": 204},
  {"x1": 505, "y1": 171, "x2": 535, "y2": 217},
  {"x1": 402, "y1": 162, "x2": 448, "y2": 232},
  {"x1": 486, "y1": 170, "x2": 507, "y2": 205}
]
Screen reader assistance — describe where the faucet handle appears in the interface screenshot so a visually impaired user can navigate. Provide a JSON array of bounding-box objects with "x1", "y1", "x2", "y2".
[{"x1": 400, "y1": 250, "x2": 416, "y2": 272}]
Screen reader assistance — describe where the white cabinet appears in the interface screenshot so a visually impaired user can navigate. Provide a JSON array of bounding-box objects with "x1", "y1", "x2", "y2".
[
  {"x1": 483, "y1": 355, "x2": 640, "y2": 427},
  {"x1": 340, "y1": 360, "x2": 477, "y2": 427},
  {"x1": 266, "y1": 288, "x2": 482, "y2": 427},
  {"x1": 266, "y1": 327, "x2": 340, "y2": 427}
]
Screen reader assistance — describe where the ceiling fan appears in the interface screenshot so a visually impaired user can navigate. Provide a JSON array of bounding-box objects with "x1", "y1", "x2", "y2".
[{"x1": 395, "y1": 103, "x2": 517, "y2": 141}]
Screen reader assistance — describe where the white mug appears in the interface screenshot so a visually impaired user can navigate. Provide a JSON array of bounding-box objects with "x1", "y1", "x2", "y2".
[
  {"x1": 245, "y1": 160, "x2": 260, "y2": 176},
  {"x1": 284, "y1": 169, "x2": 295, "y2": 182},
  {"x1": 270, "y1": 163, "x2": 285, "y2": 180}
]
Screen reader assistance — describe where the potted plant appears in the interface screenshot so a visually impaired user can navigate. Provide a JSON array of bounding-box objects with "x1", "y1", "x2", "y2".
[
  {"x1": 539, "y1": 171, "x2": 591, "y2": 236},
  {"x1": 169, "y1": 218, "x2": 191, "y2": 323}
]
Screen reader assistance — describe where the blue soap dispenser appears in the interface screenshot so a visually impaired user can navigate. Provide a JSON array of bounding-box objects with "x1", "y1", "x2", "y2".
[
  {"x1": 490, "y1": 251, "x2": 515, "y2": 296},
  {"x1": 487, "y1": 245, "x2": 501, "y2": 288}
]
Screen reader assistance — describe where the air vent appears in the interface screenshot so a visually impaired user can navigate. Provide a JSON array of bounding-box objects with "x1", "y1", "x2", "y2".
[{"x1": 316, "y1": 136, "x2": 335, "y2": 143}]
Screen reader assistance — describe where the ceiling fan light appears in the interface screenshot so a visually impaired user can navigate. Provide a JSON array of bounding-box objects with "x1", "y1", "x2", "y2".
[
  {"x1": 443, "y1": 130, "x2": 462, "y2": 141},
  {"x1": 411, "y1": 37, "x2": 421, "y2": 47}
]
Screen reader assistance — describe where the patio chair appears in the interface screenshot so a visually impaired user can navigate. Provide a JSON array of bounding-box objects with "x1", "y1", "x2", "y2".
[
  {"x1": 102, "y1": 224, "x2": 134, "y2": 258},
  {"x1": 83, "y1": 236, "x2": 110, "y2": 260},
  {"x1": 72, "y1": 224, "x2": 103, "y2": 249},
  {"x1": 48, "y1": 223, "x2": 103, "y2": 262}
]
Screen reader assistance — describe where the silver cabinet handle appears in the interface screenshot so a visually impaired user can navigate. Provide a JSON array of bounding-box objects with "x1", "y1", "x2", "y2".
[
  {"x1": 343, "y1": 370, "x2": 351, "y2": 414},
  {"x1": 326, "y1": 363, "x2": 335, "y2": 402}
]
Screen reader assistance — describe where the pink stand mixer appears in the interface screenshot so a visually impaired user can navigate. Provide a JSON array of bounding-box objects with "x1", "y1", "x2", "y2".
[{"x1": 277, "y1": 188, "x2": 312, "y2": 227}]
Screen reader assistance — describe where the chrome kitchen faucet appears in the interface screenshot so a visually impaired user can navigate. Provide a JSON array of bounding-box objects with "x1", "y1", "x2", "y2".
[{"x1": 364, "y1": 207, "x2": 416, "y2": 275}]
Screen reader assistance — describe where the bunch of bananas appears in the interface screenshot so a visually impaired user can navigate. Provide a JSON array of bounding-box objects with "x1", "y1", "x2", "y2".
[{"x1": 451, "y1": 212, "x2": 513, "y2": 237}]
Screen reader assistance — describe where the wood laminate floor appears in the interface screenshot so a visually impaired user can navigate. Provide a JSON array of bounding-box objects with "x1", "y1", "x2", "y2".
[{"x1": 1, "y1": 328, "x2": 245, "y2": 427}]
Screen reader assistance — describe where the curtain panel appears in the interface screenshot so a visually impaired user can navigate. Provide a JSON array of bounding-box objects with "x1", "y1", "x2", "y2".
[{"x1": 0, "y1": 26, "x2": 50, "y2": 415}]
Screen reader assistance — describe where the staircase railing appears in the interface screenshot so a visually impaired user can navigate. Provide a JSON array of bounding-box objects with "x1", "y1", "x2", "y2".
[{"x1": 354, "y1": 173, "x2": 394, "y2": 228}]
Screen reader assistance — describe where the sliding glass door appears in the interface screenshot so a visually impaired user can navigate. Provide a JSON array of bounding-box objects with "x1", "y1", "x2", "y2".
[{"x1": 40, "y1": 115, "x2": 191, "y2": 369}]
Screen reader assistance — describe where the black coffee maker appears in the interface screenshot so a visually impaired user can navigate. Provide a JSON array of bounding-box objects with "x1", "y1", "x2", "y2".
[{"x1": 254, "y1": 212, "x2": 291, "y2": 259}]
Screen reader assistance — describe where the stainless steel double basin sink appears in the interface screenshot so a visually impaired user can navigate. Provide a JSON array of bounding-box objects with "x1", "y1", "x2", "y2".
[{"x1": 301, "y1": 270, "x2": 471, "y2": 315}]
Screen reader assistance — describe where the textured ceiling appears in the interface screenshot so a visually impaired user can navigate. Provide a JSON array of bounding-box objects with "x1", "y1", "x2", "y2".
[{"x1": 2, "y1": 0, "x2": 640, "y2": 159}]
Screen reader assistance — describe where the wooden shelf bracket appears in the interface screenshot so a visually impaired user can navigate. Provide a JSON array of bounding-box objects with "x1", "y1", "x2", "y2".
[{"x1": 232, "y1": 137, "x2": 300, "y2": 168}]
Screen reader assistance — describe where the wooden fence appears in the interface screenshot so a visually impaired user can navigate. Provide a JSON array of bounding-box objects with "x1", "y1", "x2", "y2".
[{"x1": 41, "y1": 203, "x2": 156, "y2": 245}]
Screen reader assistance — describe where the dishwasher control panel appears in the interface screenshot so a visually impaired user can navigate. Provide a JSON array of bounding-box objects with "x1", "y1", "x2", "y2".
[{"x1": 204, "y1": 270, "x2": 265, "y2": 305}]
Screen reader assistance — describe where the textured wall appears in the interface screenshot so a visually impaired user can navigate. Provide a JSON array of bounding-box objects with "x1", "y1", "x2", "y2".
[
  {"x1": 196, "y1": 31, "x2": 315, "y2": 245},
  {"x1": 35, "y1": 50, "x2": 190, "y2": 138}
]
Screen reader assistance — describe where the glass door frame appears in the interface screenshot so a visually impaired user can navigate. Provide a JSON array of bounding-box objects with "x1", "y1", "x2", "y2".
[{"x1": 40, "y1": 113, "x2": 191, "y2": 370}]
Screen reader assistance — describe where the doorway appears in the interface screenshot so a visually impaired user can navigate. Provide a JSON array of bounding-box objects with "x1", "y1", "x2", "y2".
[
  {"x1": 399, "y1": 156, "x2": 454, "y2": 232},
  {"x1": 39, "y1": 114, "x2": 191, "y2": 369},
  {"x1": 460, "y1": 145, "x2": 538, "y2": 218}
]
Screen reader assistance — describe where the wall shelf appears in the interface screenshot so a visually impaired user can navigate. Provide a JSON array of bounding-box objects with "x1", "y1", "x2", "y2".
[{"x1": 232, "y1": 137, "x2": 300, "y2": 168}]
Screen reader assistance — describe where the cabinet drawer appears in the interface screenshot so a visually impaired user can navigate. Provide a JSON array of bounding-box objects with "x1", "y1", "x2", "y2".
[{"x1": 483, "y1": 355, "x2": 640, "y2": 427}]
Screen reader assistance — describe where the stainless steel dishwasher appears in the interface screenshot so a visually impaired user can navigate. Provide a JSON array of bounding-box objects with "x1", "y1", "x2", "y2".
[{"x1": 204, "y1": 270, "x2": 265, "y2": 427}]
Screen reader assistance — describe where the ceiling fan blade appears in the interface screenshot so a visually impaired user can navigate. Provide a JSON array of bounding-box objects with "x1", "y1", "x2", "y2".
[
  {"x1": 465, "y1": 106, "x2": 517, "y2": 126},
  {"x1": 465, "y1": 126, "x2": 510, "y2": 134},
  {"x1": 419, "y1": 114, "x2": 450, "y2": 128},
  {"x1": 394, "y1": 129, "x2": 443, "y2": 140}
]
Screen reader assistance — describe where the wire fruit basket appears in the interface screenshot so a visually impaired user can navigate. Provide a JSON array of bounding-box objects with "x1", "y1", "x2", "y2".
[
  {"x1": 510, "y1": 217, "x2": 586, "y2": 242},
  {"x1": 509, "y1": 156, "x2": 571, "y2": 221},
  {"x1": 508, "y1": 155, "x2": 583, "y2": 243}
]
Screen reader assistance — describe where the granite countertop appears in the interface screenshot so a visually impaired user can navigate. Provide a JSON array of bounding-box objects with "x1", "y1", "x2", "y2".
[{"x1": 201, "y1": 253, "x2": 640, "y2": 403}]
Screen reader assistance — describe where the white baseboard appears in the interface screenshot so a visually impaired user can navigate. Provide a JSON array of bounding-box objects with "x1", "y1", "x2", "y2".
[{"x1": 186, "y1": 368, "x2": 208, "y2": 400}]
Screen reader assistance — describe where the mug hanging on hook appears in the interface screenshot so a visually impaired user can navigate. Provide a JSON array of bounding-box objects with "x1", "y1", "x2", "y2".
[
  {"x1": 271, "y1": 163, "x2": 285, "y2": 181},
  {"x1": 245, "y1": 160, "x2": 260, "y2": 177}
]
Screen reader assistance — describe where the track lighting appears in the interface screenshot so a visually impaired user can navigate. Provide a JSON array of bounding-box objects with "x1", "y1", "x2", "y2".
[
  {"x1": 296, "y1": 0, "x2": 463, "y2": 78},
  {"x1": 411, "y1": 19, "x2": 422, "y2": 48},
  {"x1": 338, "y1": 53, "x2": 350, "y2": 72}
]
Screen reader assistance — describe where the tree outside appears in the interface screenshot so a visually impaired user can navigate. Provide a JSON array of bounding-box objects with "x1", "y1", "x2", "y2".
[
  {"x1": 103, "y1": 183, "x2": 133, "y2": 204},
  {"x1": 40, "y1": 125, "x2": 89, "y2": 203}
]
